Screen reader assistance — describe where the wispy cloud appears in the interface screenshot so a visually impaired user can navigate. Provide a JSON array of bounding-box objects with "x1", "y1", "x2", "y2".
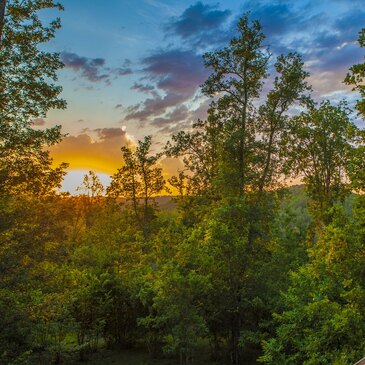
[{"x1": 61, "y1": 52, "x2": 132, "y2": 84}]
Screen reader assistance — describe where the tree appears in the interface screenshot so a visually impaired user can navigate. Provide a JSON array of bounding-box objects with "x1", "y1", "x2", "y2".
[
  {"x1": 0, "y1": 1, "x2": 5, "y2": 43},
  {"x1": 107, "y1": 136, "x2": 165, "y2": 238},
  {"x1": 77, "y1": 171, "x2": 104, "y2": 199},
  {"x1": 170, "y1": 17, "x2": 308, "y2": 198},
  {"x1": 282, "y1": 100, "x2": 358, "y2": 217},
  {"x1": 201, "y1": 15, "x2": 269, "y2": 196},
  {"x1": 0, "y1": 126, "x2": 68, "y2": 195},
  {"x1": 344, "y1": 28, "x2": 365, "y2": 117},
  {"x1": 166, "y1": 109, "x2": 223, "y2": 198},
  {"x1": 257, "y1": 53, "x2": 309, "y2": 191},
  {"x1": 0, "y1": 0, "x2": 67, "y2": 195},
  {"x1": 139, "y1": 264, "x2": 209, "y2": 364},
  {"x1": 260, "y1": 198, "x2": 365, "y2": 365},
  {"x1": 75, "y1": 171, "x2": 105, "y2": 228},
  {"x1": 164, "y1": 16, "x2": 311, "y2": 363},
  {"x1": 0, "y1": 0, "x2": 66, "y2": 122}
]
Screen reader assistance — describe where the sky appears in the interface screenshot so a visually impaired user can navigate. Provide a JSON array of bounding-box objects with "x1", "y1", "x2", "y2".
[{"x1": 38, "y1": 0, "x2": 365, "y2": 193}]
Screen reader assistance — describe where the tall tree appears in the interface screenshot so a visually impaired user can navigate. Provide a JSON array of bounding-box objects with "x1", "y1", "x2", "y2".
[
  {"x1": 0, "y1": 0, "x2": 5, "y2": 44},
  {"x1": 201, "y1": 15, "x2": 269, "y2": 196},
  {"x1": 257, "y1": 53, "x2": 309, "y2": 191},
  {"x1": 0, "y1": 0, "x2": 66, "y2": 121},
  {"x1": 0, "y1": 0, "x2": 67, "y2": 195}
]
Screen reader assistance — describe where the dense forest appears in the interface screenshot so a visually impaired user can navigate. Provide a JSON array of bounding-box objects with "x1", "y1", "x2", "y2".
[{"x1": 1, "y1": 1, "x2": 365, "y2": 364}]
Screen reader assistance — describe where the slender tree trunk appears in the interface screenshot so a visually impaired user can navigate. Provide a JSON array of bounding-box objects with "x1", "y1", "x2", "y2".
[
  {"x1": 259, "y1": 128, "x2": 275, "y2": 192},
  {"x1": 0, "y1": 0, "x2": 6, "y2": 46},
  {"x1": 239, "y1": 65, "x2": 248, "y2": 197}
]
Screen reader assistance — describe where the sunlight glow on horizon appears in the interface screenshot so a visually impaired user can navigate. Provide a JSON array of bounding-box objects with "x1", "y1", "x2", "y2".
[{"x1": 59, "y1": 169, "x2": 112, "y2": 195}]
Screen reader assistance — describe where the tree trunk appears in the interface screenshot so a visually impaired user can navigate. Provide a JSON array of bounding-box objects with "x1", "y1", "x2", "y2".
[{"x1": 0, "y1": 0, "x2": 6, "y2": 46}]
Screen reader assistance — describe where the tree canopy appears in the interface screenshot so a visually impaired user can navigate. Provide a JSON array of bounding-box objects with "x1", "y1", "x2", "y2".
[{"x1": 1, "y1": 6, "x2": 365, "y2": 365}]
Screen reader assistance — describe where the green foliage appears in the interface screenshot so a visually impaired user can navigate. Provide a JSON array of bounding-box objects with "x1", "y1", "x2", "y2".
[
  {"x1": 139, "y1": 264, "x2": 209, "y2": 363},
  {"x1": 261, "y1": 198, "x2": 365, "y2": 364},
  {"x1": 282, "y1": 100, "x2": 359, "y2": 217},
  {"x1": 0, "y1": 0, "x2": 67, "y2": 196},
  {"x1": 108, "y1": 136, "x2": 165, "y2": 238},
  {"x1": 201, "y1": 15, "x2": 269, "y2": 195},
  {"x1": 1, "y1": 7, "x2": 365, "y2": 365},
  {"x1": 0, "y1": 0, "x2": 66, "y2": 122},
  {"x1": 166, "y1": 111, "x2": 223, "y2": 198},
  {"x1": 344, "y1": 28, "x2": 365, "y2": 117}
]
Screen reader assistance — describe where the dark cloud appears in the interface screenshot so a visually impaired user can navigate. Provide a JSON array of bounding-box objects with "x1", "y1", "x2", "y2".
[
  {"x1": 317, "y1": 44, "x2": 363, "y2": 72},
  {"x1": 143, "y1": 49, "x2": 209, "y2": 95},
  {"x1": 125, "y1": 49, "x2": 209, "y2": 122},
  {"x1": 131, "y1": 83, "x2": 155, "y2": 93},
  {"x1": 334, "y1": 9, "x2": 365, "y2": 43},
  {"x1": 249, "y1": 2, "x2": 309, "y2": 37},
  {"x1": 94, "y1": 127, "x2": 126, "y2": 140},
  {"x1": 308, "y1": 9, "x2": 365, "y2": 58},
  {"x1": 61, "y1": 52, "x2": 109, "y2": 83},
  {"x1": 126, "y1": 93, "x2": 183, "y2": 122},
  {"x1": 152, "y1": 105, "x2": 190, "y2": 128},
  {"x1": 292, "y1": 9, "x2": 365, "y2": 77},
  {"x1": 61, "y1": 52, "x2": 133, "y2": 84},
  {"x1": 166, "y1": 2, "x2": 231, "y2": 47},
  {"x1": 239, "y1": 2, "x2": 364, "y2": 96},
  {"x1": 114, "y1": 67, "x2": 133, "y2": 76}
]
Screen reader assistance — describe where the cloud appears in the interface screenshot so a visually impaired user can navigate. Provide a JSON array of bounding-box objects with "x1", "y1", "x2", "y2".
[
  {"x1": 131, "y1": 83, "x2": 155, "y2": 93},
  {"x1": 114, "y1": 67, "x2": 133, "y2": 76},
  {"x1": 94, "y1": 127, "x2": 127, "y2": 140},
  {"x1": 61, "y1": 52, "x2": 133, "y2": 84},
  {"x1": 317, "y1": 44, "x2": 363, "y2": 73},
  {"x1": 152, "y1": 105, "x2": 190, "y2": 128},
  {"x1": 50, "y1": 128, "x2": 184, "y2": 190},
  {"x1": 151, "y1": 100, "x2": 210, "y2": 134},
  {"x1": 50, "y1": 128, "x2": 132, "y2": 174},
  {"x1": 249, "y1": 2, "x2": 310, "y2": 37},
  {"x1": 125, "y1": 49, "x2": 210, "y2": 123},
  {"x1": 237, "y1": 1, "x2": 365, "y2": 97},
  {"x1": 284, "y1": 9, "x2": 365, "y2": 95},
  {"x1": 166, "y1": 2, "x2": 231, "y2": 47},
  {"x1": 125, "y1": 93, "x2": 183, "y2": 122},
  {"x1": 334, "y1": 9, "x2": 365, "y2": 43},
  {"x1": 123, "y1": 0, "x2": 364, "y2": 136},
  {"x1": 61, "y1": 52, "x2": 109, "y2": 83}
]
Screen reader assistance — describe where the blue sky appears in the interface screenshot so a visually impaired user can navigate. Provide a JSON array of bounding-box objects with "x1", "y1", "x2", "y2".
[{"x1": 39, "y1": 0, "x2": 365, "y2": 192}]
